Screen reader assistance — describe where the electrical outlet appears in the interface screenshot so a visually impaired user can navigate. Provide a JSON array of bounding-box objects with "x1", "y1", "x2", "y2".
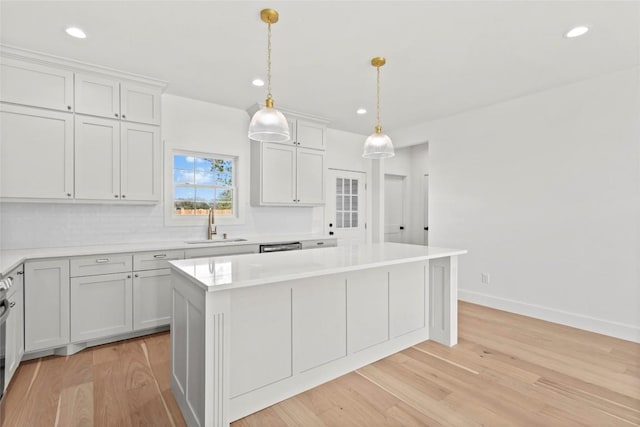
[{"x1": 481, "y1": 273, "x2": 490, "y2": 284}]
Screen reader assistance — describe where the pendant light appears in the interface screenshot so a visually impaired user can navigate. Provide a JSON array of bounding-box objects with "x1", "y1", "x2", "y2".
[
  {"x1": 362, "y1": 57, "x2": 395, "y2": 159},
  {"x1": 248, "y1": 9, "x2": 290, "y2": 143}
]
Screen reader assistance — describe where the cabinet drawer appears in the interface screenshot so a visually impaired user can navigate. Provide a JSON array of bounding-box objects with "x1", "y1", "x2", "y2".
[
  {"x1": 300, "y1": 239, "x2": 337, "y2": 250},
  {"x1": 184, "y1": 245, "x2": 260, "y2": 259},
  {"x1": 70, "y1": 254, "x2": 132, "y2": 277},
  {"x1": 133, "y1": 250, "x2": 184, "y2": 271}
]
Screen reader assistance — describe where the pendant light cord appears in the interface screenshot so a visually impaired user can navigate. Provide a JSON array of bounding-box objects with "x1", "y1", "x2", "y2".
[
  {"x1": 376, "y1": 65, "x2": 381, "y2": 131},
  {"x1": 267, "y1": 22, "x2": 272, "y2": 100}
]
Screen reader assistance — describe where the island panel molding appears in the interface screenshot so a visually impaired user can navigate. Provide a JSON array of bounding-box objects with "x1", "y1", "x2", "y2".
[{"x1": 169, "y1": 242, "x2": 466, "y2": 426}]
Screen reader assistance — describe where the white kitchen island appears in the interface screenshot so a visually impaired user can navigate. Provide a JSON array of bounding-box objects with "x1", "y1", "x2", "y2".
[{"x1": 169, "y1": 243, "x2": 466, "y2": 427}]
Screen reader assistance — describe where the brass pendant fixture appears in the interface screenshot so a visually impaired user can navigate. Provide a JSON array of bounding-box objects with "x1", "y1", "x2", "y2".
[
  {"x1": 362, "y1": 57, "x2": 395, "y2": 159},
  {"x1": 248, "y1": 8, "x2": 290, "y2": 143}
]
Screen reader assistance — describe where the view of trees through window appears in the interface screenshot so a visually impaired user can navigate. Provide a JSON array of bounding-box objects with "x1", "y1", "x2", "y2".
[{"x1": 173, "y1": 154, "x2": 234, "y2": 216}]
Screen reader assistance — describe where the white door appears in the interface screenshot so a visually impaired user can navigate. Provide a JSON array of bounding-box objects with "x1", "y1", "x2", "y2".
[
  {"x1": 326, "y1": 169, "x2": 367, "y2": 245},
  {"x1": 423, "y1": 174, "x2": 429, "y2": 245},
  {"x1": 384, "y1": 174, "x2": 406, "y2": 243}
]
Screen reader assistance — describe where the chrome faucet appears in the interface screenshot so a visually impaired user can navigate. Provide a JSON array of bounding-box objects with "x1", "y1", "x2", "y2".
[{"x1": 208, "y1": 208, "x2": 217, "y2": 240}]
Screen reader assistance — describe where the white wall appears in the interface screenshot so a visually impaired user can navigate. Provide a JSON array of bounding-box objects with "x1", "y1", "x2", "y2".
[
  {"x1": 390, "y1": 67, "x2": 640, "y2": 342},
  {"x1": 0, "y1": 95, "x2": 328, "y2": 249}
]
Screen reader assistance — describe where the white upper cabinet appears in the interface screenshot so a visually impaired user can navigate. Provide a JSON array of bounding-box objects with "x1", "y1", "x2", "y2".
[
  {"x1": 75, "y1": 73, "x2": 120, "y2": 119},
  {"x1": 75, "y1": 74, "x2": 161, "y2": 125},
  {"x1": 0, "y1": 50, "x2": 165, "y2": 203},
  {"x1": 295, "y1": 120, "x2": 325, "y2": 150},
  {"x1": 120, "y1": 122, "x2": 161, "y2": 201},
  {"x1": 0, "y1": 58, "x2": 74, "y2": 112},
  {"x1": 260, "y1": 143, "x2": 297, "y2": 204},
  {"x1": 121, "y1": 82, "x2": 161, "y2": 125},
  {"x1": 296, "y1": 147, "x2": 325, "y2": 204},
  {"x1": 0, "y1": 104, "x2": 74, "y2": 199},
  {"x1": 247, "y1": 105, "x2": 328, "y2": 207},
  {"x1": 75, "y1": 116, "x2": 120, "y2": 200},
  {"x1": 251, "y1": 142, "x2": 325, "y2": 206},
  {"x1": 74, "y1": 119, "x2": 161, "y2": 202}
]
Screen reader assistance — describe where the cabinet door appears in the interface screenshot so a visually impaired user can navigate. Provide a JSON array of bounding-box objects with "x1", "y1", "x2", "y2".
[
  {"x1": 120, "y1": 122, "x2": 161, "y2": 202},
  {"x1": 0, "y1": 104, "x2": 74, "y2": 199},
  {"x1": 5, "y1": 284, "x2": 24, "y2": 389},
  {"x1": 133, "y1": 269, "x2": 172, "y2": 330},
  {"x1": 293, "y1": 275, "x2": 346, "y2": 373},
  {"x1": 389, "y1": 263, "x2": 426, "y2": 338},
  {"x1": 120, "y1": 83, "x2": 161, "y2": 125},
  {"x1": 0, "y1": 58, "x2": 73, "y2": 111},
  {"x1": 75, "y1": 73, "x2": 120, "y2": 119},
  {"x1": 24, "y1": 260, "x2": 70, "y2": 352},
  {"x1": 75, "y1": 116, "x2": 120, "y2": 200},
  {"x1": 296, "y1": 147, "x2": 325, "y2": 205},
  {"x1": 260, "y1": 142, "x2": 296, "y2": 204},
  {"x1": 71, "y1": 272, "x2": 133, "y2": 342},
  {"x1": 295, "y1": 120, "x2": 325, "y2": 150}
]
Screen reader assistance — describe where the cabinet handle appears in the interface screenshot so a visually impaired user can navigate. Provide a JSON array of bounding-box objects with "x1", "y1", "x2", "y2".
[
  {"x1": 153, "y1": 254, "x2": 167, "y2": 258},
  {"x1": 95, "y1": 258, "x2": 110, "y2": 263},
  {"x1": 16, "y1": 271, "x2": 23, "y2": 275},
  {"x1": 115, "y1": 113, "x2": 119, "y2": 118},
  {"x1": 67, "y1": 105, "x2": 72, "y2": 111},
  {"x1": 9, "y1": 301, "x2": 15, "y2": 308},
  {"x1": 134, "y1": 274, "x2": 139, "y2": 278},
  {"x1": 114, "y1": 194, "x2": 119, "y2": 198},
  {"x1": 127, "y1": 275, "x2": 132, "y2": 279},
  {"x1": 67, "y1": 193, "x2": 72, "y2": 197},
  {"x1": 297, "y1": 142, "x2": 301, "y2": 145},
  {"x1": 317, "y1": 242, "x2": 324, "y2": 245},
  {"x1": 122, "y1": 195, "x2": 126, "y2": 199},
  {"x1": 122, "y1": 114, "x2": 126, "y2": 119}
]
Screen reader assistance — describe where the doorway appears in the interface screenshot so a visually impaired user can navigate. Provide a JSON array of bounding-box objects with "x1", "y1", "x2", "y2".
[
  {"x1": 423, "y1": 174, "x2": 429, "y2": 245},
  {"x1": 384, "y1": 174, "x2": 406, "y2": 243},
  {"x1": 325, "y1": 169, "x2": 367, "y2": 245}
]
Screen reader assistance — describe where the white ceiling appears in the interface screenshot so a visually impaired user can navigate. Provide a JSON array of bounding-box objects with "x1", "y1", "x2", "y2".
[{"x1": 1, "y1": 1, "x2": 639, "y2": 135}]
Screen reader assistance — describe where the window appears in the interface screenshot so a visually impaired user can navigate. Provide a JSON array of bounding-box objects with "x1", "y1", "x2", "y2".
[
  {"x1": 336, "y1": 177, "x2": 358, "y2": 228},
  {"x1": 173, "y1": 153, "x2": 235, "y2": 217}
]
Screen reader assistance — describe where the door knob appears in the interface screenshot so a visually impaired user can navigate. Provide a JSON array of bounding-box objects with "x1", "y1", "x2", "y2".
[{"x1": 329, "y1": 231, "x2": 334, "y2": 236}]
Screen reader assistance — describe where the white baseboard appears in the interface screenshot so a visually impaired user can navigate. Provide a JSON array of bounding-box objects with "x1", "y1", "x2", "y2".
[{"x1": 458, "y1": 289, "x2": 640, "y2": 344}]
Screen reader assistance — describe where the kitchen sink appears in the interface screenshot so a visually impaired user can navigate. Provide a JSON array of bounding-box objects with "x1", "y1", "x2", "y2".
[{"x1": 185, "y1": 238, "x2": 248, "y2": 244}]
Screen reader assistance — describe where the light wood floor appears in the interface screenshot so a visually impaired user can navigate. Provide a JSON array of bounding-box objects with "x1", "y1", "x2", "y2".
[{"x1": 3, "y1": 302, "x2": 639, "y2": 426}]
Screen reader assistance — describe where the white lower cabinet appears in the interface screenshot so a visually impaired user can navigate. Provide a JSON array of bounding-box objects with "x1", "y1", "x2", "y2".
[
  {"x1": 133, "y1": 269, "x2": 172, "y2": 330},
  {"x1": 5, "y1": 267, "x2": 24, "y2": 389},
  {"x1": 70, "y1": 272, "x2": 133, "y2": 342},
  {"x1": 24, "y1": 259, "x2": 70, "y2": 352}
]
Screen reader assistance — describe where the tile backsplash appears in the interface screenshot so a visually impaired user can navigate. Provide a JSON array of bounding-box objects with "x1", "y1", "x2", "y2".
[{"x1": 0, "y1": 202, "x2": 324, "y2": 250}]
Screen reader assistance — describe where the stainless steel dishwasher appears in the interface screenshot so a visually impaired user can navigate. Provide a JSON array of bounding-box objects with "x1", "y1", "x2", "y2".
[{"x1": 259, "y1": 242, "x2": 302, "y2": 253}]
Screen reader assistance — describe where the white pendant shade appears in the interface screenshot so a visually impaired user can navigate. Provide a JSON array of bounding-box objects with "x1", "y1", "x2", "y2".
[
  {"x1": 363, "y1": 131, "x2": 395, "y2": 159},
  {"x1": 248, "y1": 106, "x2": 290, "y2": 142}
]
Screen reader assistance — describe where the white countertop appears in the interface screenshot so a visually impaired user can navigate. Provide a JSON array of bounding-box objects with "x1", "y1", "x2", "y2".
[
  {"x1": 0, "y1": 234, "x2": 335, "y2": 276},
  {"x1": 170, "y1": 243, "x2": 467, "y2": 292}
]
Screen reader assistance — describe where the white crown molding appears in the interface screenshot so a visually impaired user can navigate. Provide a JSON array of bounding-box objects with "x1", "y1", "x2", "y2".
[
  {"x1": 0, "y1": 44, "x2": 168, "y2": 89},
  {"x1": 246, "y1": 102, "x2": 330, "y2": 125}
]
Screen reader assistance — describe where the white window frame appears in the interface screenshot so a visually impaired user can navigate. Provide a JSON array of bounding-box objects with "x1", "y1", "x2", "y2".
[{"x1": 165, "y1": 149, "x2": 243, "y2": 226}]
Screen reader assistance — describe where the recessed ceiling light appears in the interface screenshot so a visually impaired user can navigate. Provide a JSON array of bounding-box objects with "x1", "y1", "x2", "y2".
[
  {"x1": 252, "y1": 78, "x2": 265, "y2": 87},
  {"x1": 65, "y1": 27, "x2": 87, "y2": 39},
  {"x1": 565, "y1": 26, "x2": 589, "y2": 38},
  {"x1": 356, "y1": 108, "x2": 367, "y2": 115}
]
